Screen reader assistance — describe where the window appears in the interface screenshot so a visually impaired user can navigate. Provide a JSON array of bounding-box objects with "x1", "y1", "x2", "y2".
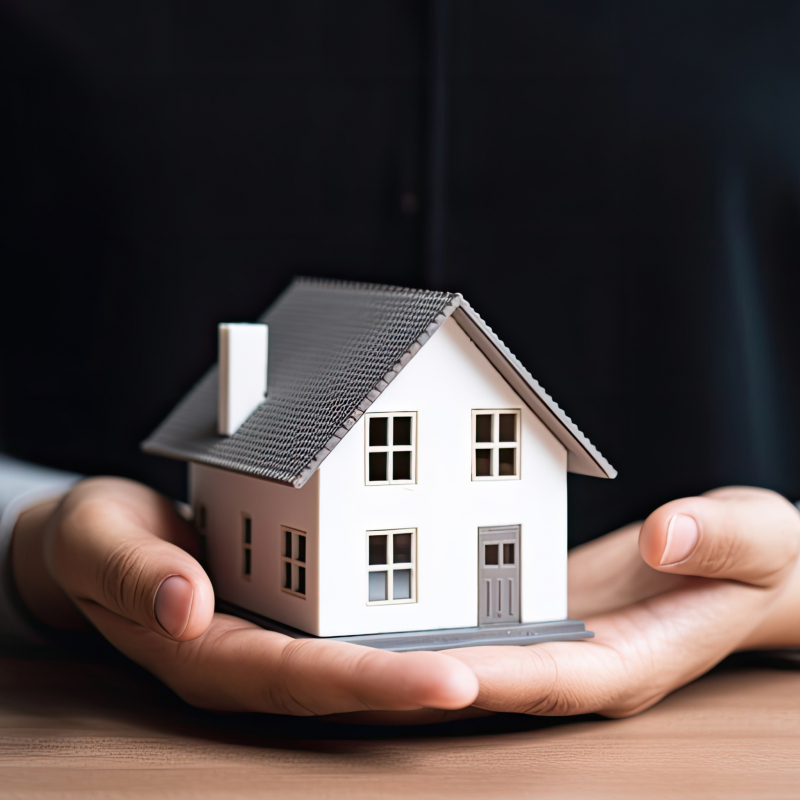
[
  {"x1": 281, "y1": 527, "x2": 307, "y2": 598},
  {"x1": 472, "y1": 410, "x2": 520, "y2": 480},
  {"x1": 242, "y1": 514, "x2": 252, "y2": 578},
  {"x1": 365, "y1": 412, "x2": 417, "y2": 484},
  {"x1": 367, "y1": 529, "x2": 416, "y2": 604}
]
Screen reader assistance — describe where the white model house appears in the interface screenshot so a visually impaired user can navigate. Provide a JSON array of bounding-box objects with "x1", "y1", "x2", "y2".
[{"x1": 144, "y1": 279, "x2": 615, "y2": 650}]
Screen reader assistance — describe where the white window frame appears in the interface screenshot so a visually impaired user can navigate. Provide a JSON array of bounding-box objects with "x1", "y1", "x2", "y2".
[
  {"x1": 281, "y1": 526, "x2": 307, "y2": 599},
  {"x1": 471, "y1": 409, "x2": 521, "y2": 481},
  {"x1": 364, "y1": 412, "x2": 417, "y2": 485},
  {"x1": 366, "y1": 528, "x2": 416, "y2": 605}
]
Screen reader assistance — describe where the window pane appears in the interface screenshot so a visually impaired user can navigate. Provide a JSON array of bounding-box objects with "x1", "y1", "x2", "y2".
[
  {"x1": 297, "y1": 566, "x2": 306, "y2": 595},
  {"x1": 284, "y1": 529, "x2": 292, "y2": 558},
  {"x1": 503, "y1": 543, "x2": 515, "y2": 565},
  {"x1": 369, "y1": 571, "x2": 387, "y2": 602},
  {"x1": 485, "y1": 544, "x2": 499, "y2": 566},
  {"x1": 244, "y1": 547, "x2": 251, "y2": 576},
  {"x1": 284, "y1": 561, "x2": 291, "y2": 589},
  {"x1": 475, "y1": 414, "x2": 493, "y2": 443},
  {"x1": 393, "y1": 415, "x2": 412, "y2": 446},
  {"x1": 392, "y1": 450, "x2": 412, "y2": 481},
  {"x1": 498, "y1": 448, "x2": 516, "y2": 476},
  {"x1": 243, "y1": 516, "x2": 252, "y2": 544},
  {"x1": 369, "y1": 416, "x2": 388, "y2": 447},
  {"x1": 499, "y1": 413, "x2": 517, "y2": 442},
  {"x1": 297, "y1": 534, "x2": 306, "y2": 563},
  {"x1": 393, "y1": 533, "x2": 412, "y2": 564},
  {"x1": 393, "y1": 569, "x2": 412, "y2": 600},
  {"x1": 475, "y1": 449, "x2": 492, "y2": 477},
  {"x1": 369, "y1": 535, "x2": 388, "y2": 565},
  {"x1": 368, "y1": 451, "x2": 388, "y2": 482}
]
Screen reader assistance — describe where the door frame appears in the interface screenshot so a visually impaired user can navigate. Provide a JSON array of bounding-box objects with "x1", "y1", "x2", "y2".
[{"x1": 478, "y1": 525, "x2": 521, "y2": 626}]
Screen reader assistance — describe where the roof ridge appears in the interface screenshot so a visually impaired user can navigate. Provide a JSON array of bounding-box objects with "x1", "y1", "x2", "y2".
[{"x1": 292, "y1": 276, "x2": 457, "y2": 298}]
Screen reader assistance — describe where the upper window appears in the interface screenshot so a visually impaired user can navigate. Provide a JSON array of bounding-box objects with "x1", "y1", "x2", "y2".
[
  {"x1": 472, "y1": 410, "x2": 521, "y2": 480},
  {"x1": 365, "y1": 412, "x2": 417, "y2": 485},
  {"x1": 281, "y1": 526, "x2": 307, "y2": 598}
]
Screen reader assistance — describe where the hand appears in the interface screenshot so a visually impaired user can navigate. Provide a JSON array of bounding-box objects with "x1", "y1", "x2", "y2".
[
  {"x1": 446, "y1": 487, "x2": 800, "y2": 717},
  {"x1": 12, "y1": 477, "x2": 478, "y2": 715}
]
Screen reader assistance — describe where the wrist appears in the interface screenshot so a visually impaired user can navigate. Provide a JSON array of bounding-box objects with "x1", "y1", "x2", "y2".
[{"x1": 11, "y1": 496, "x2": 87, "y2": 630}]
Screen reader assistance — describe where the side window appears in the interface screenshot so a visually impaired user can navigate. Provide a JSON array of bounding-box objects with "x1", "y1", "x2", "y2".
[
  {"x1": 242, "y1": 514, "x2": 252, "y2": 578},
  {"x1": 472, "y1": 410, "x2": 520, "y2": 480},
  {"x1": 281, "y1": 527, "x2": 307, "y2": 598},
  {"x1": 365, "y1": 412, "x2": 417, "y2": 485},
  {"x1": 366, "y1": 529, "x2": 416, "y2": 604}
]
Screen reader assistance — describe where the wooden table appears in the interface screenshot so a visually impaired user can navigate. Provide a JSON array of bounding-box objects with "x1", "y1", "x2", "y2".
[{"x1": 2, "y1": 651, "x2": 799, "y2": 798}]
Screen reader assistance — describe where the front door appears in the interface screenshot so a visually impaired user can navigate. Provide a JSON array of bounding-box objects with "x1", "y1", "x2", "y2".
[{"x1": 478, "y1": 526, "x2": 520, "y2": 625}]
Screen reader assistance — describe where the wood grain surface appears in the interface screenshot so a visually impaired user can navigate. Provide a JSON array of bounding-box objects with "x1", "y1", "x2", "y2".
[{"x1": 1, "y1": 652, "x2": 799, "y2": 798}]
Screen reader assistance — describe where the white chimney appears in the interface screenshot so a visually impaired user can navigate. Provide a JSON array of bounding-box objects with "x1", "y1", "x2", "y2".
[{"x1": 217, "y1": 323, "x2": 268, "y2": 436}]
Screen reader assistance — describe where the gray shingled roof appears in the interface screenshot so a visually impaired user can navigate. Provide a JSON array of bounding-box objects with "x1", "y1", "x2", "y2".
[{"x1": 142, "y1": 278, "x2": 615, "y2": 486}]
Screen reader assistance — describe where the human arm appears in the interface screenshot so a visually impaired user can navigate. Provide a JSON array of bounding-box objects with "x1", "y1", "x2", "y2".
[{"x1": 0, "y1": 455, "x2": 80, "y2": 646}]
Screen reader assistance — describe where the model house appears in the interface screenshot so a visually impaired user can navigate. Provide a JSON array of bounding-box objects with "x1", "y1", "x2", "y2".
[{"x1": 143, "y1": 278, "x2": 616, "y2": 651}]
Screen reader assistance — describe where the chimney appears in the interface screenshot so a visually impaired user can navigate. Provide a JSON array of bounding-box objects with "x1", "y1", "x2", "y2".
[{"x1": 217, "y1": 323, "x2": 268, "y2": 436}]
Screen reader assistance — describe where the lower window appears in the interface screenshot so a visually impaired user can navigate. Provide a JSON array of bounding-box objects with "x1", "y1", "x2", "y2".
[
  {"x1": 281, "y1": 526, "x2": 307, "y2": 598},
  {"x1": 367, "y1": 529, "x2": 416, "y2": 604}
]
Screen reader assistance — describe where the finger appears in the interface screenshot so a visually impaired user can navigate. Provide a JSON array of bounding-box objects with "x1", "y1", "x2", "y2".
[
  {"x1": 451, "y1": 575, "x2": 776, "y2": 718},
  {"x1": 78, "y1": 603, "x2": 480, "y2": 716},
  {"x1": 638, "y1": 487, "x2": 800, "y2": 587},
  {"x1": 47, "y1": 478, "x2": 215, "y2": 640},
  {"x1": 568, "y1": 523, "x2": 689, "y2": 618}
]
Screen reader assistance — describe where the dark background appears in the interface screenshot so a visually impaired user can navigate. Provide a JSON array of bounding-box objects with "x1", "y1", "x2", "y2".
[{"x1": 2, "y1": 0, "x2": 800, "y2": 546}]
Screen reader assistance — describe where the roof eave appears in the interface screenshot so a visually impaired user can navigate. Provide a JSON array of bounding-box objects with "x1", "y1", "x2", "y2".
[{"x1": 450, "y1": 303, "x2": 617, "y2": 479}]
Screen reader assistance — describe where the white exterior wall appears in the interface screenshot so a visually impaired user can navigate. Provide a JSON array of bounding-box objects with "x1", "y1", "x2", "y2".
[
  {"x1": 316, "y1": 316, "x2": 568, "y2": 637},
  {"x1": 189, "y1": 464, "x2": 320, "y2": 634}
]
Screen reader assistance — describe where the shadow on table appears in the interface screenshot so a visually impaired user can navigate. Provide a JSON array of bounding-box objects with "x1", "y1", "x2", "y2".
[{"x1": 2, "y1": 642, "x2": 793, "y2": 752}]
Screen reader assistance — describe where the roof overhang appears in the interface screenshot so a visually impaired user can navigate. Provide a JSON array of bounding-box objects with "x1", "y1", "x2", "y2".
[{"x1": 451, "y1": 301, "x2": 616, "y2": 479}]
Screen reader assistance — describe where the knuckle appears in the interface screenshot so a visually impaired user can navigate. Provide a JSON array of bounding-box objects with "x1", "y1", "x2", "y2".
[
  {"x1": 517, "y1": 648, "x2": 587, "y2": 717},
  {"x1": 263, "y1": 640, "x2": 317, "y2": 715},
  {"x1": 97, "y1": 539, "x2": 152, "y2": 619},
  {"x1": 697, "y1": 534, "x2": 739, "y2": 578}
]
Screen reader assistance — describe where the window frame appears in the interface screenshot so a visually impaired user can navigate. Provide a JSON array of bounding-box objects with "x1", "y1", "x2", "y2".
[
  {"x1": 242, "y1": 513, "x2": 252, "y2": 579},
  {"x1": 364, "y1": 412, "x2": 417, "y2": 485},
  {"x1": 471, "y1": 409, "x2": 521, "y2": 481},
  {"x1": 366, "y1": 528, "x2": 417, "y2": 605},
  {"x1": 280, "y1": 526, "x2": 307, "y2": 599}
]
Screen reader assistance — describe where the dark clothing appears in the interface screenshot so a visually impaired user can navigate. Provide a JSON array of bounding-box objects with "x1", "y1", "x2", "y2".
[{"x1": 2, "y1": 1, "x2": 800, "y2": 545}]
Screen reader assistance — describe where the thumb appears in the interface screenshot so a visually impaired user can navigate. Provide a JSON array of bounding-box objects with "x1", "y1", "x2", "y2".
[
  {"x1": 46, "y1": 478, "x2": 215, "y2": 640},
  {"x1": 638, "y1": 487, "x2": 800, "y2": 587}
]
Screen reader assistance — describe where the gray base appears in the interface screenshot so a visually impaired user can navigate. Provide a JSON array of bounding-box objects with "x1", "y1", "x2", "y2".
[{"x1": 217, "y1": 600, "x2": 593, "y2": 652}]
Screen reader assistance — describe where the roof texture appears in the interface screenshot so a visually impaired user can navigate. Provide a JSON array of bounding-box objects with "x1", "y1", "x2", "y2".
[
  {"x1": 143, "y1": 279, "x2": 461, "y2": 486},
  {"x1": 143, "y1": 277, "x2": 615, "y2": 486}
]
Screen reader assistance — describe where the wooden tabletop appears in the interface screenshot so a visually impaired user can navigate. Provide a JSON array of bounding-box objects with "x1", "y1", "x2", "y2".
[{"x1": 1, "y1": 650, "x2": 799, "y2": 799}]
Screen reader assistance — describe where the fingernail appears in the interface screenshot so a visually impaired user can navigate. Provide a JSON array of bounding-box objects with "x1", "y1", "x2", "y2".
[
  {"x1": 154, "y1": 576, "x2": 193, "y2": 638},
  {"x1": 661, "y1": 514, "x2": 700, "y2": 566}
]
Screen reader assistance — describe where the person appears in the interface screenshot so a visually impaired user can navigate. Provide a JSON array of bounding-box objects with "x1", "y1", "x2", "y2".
[{"x1": 3, "y1": 1, "x2": 800, "y2": 720}]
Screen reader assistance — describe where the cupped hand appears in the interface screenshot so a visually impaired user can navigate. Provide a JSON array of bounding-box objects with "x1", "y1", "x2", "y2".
[
  {"x1": 11, "y1": 478, "x2": 478, "y2": 715},
  {"x1": 447, "y1": 487, "x2": 800, "y2": 717}
]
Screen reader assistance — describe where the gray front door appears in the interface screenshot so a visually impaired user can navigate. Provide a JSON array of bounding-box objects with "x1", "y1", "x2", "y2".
[{"x1": 479, "y1": 526, "x2": 520, "y2": 625}]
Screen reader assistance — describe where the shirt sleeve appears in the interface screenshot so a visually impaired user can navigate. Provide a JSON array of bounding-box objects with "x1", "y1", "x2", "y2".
[{"x1": 0, "y1": 454, "x2": 80, "y2": 648}]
